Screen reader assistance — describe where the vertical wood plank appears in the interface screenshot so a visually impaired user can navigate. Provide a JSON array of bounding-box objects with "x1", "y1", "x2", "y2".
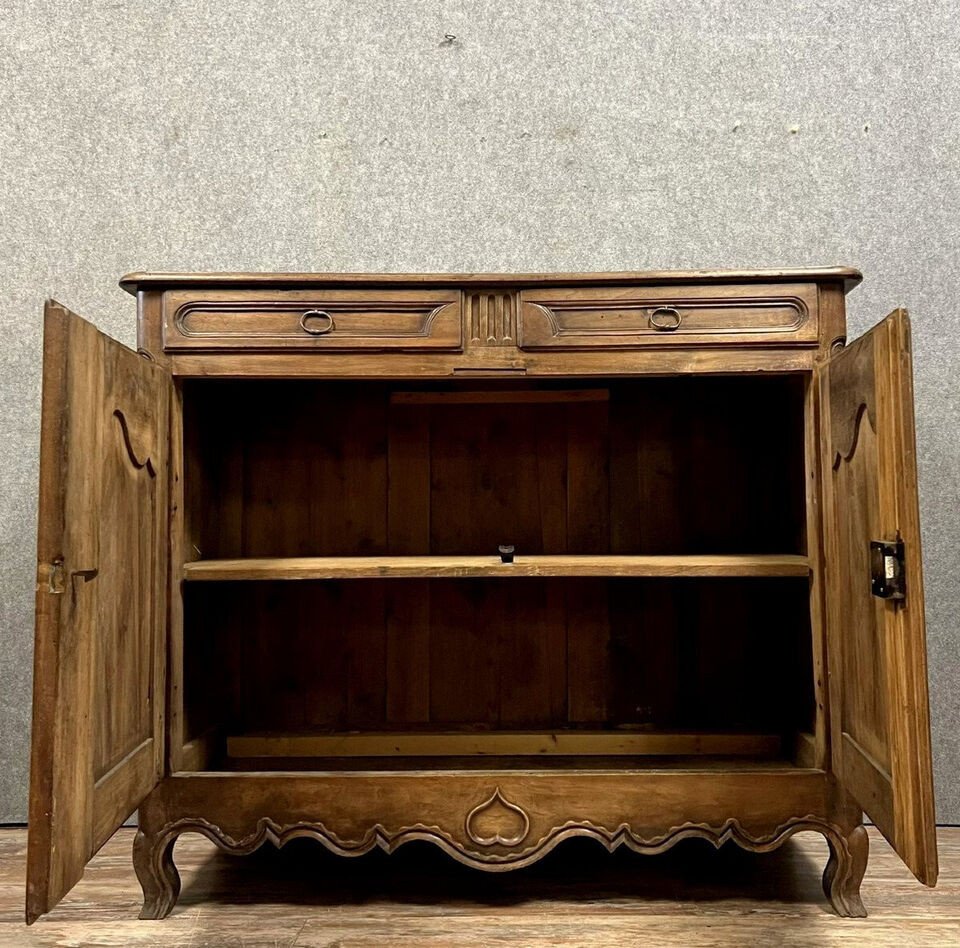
[
  {"x1": 499, "y1": 581, "x2": 567, "y2": 727},
  {"x1": 214, "y1": 385, "x2": 245, "y2": 559},
  {"x1": 301, "y1": 583, "x2": 349, "y2": 731},
  {"x1": 329, "y1": 391, "x2": 389, "y2": 557},
  {"x1": 430, "y1": 582, "x2": 499, "y2": 725},
  {"x1": 608, "y1": 392, "x2": 641, "y2": 553},
  {"x1": 611, "y1": 580, "x2": 682, "y2": 727},
  {"x1": 566, "y1": 580, "x2": 610, "y2": 724},
  {"x1": 534, "y1": 407, "x2": 568, "y2": 553},
  {"x1": 387, "y1": 403, "x2": 431, "y2": 554},
  {"x1": 610, "y1": 383, "x2": 684, "y2": 554},
  {"x1": 385, "y1": 582, "x2": 431, "y2": 725},
  {"x1": 346, "y1": 583, "x2": 387, "y2": 728},
  {"x1": 566, "y1": 400, "x2": 609, "y2": 553},
  {"x1": 240, "y1": 388, "x2": 304, "y2": 556}
]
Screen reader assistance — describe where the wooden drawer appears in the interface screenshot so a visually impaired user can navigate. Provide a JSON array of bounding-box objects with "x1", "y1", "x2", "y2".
[
  {"x1": 163, "y1": 289, "x2": 462, "y2": 352},
  {"x1": 518, "y1": 283, "x2": 819, "y2": 349}
]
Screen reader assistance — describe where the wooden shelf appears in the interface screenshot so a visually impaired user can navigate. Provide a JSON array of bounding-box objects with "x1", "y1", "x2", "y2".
[
  {"x1": 183, "y1": 554, "x2": 810, "y2": 582},
  {"x1": 225, "y1": 731, "x2": 783, "y2": 759}
]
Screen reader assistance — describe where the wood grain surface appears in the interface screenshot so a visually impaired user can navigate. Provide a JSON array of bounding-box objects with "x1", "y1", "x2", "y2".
[
  {"x1": 183, "y1": 554, "x2": 812, "y2": 581},
  {"x1": 27, "y1": 302, "x2": 170, "y2": 923},
  {"x1": 223, "y1": 730, "x2": 784, "y2": 758},
  {"x1": 3, "y1": 826, "x2": 956, "y2": 946},
  {"x1": 119, "y1": 266, "x2": 864, "y2": 293},
  {"x1": 820, "y1": 309, "x2": 938, "y2": 884}
]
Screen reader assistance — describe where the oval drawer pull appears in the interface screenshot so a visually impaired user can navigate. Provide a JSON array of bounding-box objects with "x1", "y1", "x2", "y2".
[
  {"x1": 299, "y1": 310, "x2": 335, "y2": 335},
  {"x1": 649, "y1": 307, "x2": 682, "y2": 331}
]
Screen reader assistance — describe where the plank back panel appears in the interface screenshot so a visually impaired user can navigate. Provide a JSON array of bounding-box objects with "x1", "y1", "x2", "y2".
[
  {"x1": 184, "y1": 378, "x2": 805, "y2": 559},
  {"x1": 185, "y1": 382, "x2": 389, "y2": 559},
  {"x1": 608, "y1": 378, "x2": 806, "y2": 555},
  {"x1": 182, "y1": 577, "x2": 811, "y2": 738}
]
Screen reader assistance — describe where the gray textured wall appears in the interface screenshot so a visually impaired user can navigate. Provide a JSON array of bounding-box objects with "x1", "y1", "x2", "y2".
[{"x1": 1, "y1": 2, "x2": 958, "y2": 824}]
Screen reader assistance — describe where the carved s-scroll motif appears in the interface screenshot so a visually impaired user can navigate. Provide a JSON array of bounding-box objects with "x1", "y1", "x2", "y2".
[
  {"x1": 465, "y1": 787, "x2": 530, "y2": 847},
  {"x1": 833, "y1": 402, "x2": 872, "y2": 470},
  {"x1": 113, "y1": 409, "x2": 156, "y2": 477},
  {"x1": 829, "y1": 330, "x2": 877, "y2": 470}
]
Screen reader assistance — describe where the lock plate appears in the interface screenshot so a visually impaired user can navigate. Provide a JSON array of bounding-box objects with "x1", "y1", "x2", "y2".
[{"x1": 870, "y1": 539, "x2": 906, "y2": 600}]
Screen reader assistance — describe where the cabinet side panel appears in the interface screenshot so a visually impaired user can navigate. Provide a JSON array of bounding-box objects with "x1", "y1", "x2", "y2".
[
  {"x1": 168, "y1": 382, "x2": 186, "y2": 770},
  {"x1": 804, "y1": 373, "x2": 829, "y2": 768}
]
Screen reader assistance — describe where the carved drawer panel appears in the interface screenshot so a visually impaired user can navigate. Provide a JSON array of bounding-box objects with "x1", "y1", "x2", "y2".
[
  {"x1": 518, "y1": 283, "x2": 819, "y2": 349},
  {"x1": 162, "y1": 289, "x2": 462, "y2": 352}
]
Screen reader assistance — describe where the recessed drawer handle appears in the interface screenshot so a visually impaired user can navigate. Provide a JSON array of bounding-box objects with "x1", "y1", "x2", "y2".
[
  {"x1": 649, "y1": 307, "x2": 682, "y2": 331},
  {"x1": 299, "y1": 310, "x2": 335, "y2": 335}
]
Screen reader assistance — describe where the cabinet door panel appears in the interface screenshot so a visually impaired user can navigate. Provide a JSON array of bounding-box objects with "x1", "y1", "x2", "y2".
[
  {"x1": 27, "y1": 302, "x2": 171, "y2": 922},
  {"x1": 820, "y1": 308, "x2": 937, "y2": 885}
]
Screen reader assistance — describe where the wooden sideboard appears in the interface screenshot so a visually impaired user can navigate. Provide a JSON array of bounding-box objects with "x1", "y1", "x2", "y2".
[{"x1": 26, "y1": 268, "x2": 938, "y2": 922}]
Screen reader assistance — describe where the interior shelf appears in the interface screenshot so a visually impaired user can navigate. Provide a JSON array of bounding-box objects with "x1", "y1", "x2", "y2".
[
  {"x1": 183, "y1": 553, "x2": 811, "y2": 582},
  {"x1": 225, "y1": 730, "x2": 784, "y2": 759}
]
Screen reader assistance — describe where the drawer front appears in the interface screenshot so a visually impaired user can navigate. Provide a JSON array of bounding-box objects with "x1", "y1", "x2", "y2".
[
  {"x1": 163, "y1": 289, "x2": 463, "y2": 352},
  {"x1": 518, "y1": 283, "x2": 819, "y2": 349}
]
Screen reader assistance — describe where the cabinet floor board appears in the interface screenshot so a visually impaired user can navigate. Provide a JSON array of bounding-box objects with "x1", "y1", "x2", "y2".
[{"x1": 223, "y1": 730, "x2": 784, "y2": 759}]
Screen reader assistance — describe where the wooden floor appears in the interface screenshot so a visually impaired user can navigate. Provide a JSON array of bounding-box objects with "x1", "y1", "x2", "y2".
[{"x1": 1, "y1": 827, "x2": 957, "y2": 946}]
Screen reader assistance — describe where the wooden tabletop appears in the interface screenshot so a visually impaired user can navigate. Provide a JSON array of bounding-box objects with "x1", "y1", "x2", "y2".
[{"x1": 120, "y1": 266, "x2": 864, "y2": 294}]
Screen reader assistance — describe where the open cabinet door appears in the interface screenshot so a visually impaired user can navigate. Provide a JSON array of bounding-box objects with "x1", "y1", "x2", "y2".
[
  {"x1": 26, "y1": 301, "x2": 171, "y2": 923},
  {"x1": 820, "y1": 308, "x2": 938, "y2": 886}
]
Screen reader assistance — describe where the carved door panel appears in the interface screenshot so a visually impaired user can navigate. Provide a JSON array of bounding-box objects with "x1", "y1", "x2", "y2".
[
  {"x1": 820, "y1": 308, "x2": 937, "y2": 885},
  {"x1": 27, "y1": 301, "x2": 172, "y2": 922}
]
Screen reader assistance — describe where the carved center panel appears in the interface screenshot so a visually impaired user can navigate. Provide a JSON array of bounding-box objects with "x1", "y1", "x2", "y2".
[{"x1": 464, "y1": 787, "x2": 530, "y2": 847}]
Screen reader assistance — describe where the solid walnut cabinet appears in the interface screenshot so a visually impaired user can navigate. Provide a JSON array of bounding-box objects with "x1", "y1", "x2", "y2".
[{"x1": 26, "y1": 268, "x2": 938, "y2": 922}]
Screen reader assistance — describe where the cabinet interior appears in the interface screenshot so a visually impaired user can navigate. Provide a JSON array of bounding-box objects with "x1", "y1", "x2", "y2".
[{"x1": 178, "y1": 375, "x2": 816, "y2": 771}]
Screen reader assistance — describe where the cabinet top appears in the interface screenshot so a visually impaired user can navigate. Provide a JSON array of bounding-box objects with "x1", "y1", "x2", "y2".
[{"x1": 120, "y1": 266, "x2": 863, "y2": 295}]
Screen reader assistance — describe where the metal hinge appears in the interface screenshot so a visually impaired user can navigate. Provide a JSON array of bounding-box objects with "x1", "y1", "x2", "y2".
[
  {"x1": 870, "y1": 539, "x2": 906, "y2": 601},
  {"x1": 38, "y1": 558, "x2": 65, "y2": 594}
]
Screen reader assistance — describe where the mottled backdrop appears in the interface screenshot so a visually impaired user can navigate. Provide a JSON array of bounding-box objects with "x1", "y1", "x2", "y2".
[{"x1": 1, "y1": 1, "x2": 958, "y2": 822}]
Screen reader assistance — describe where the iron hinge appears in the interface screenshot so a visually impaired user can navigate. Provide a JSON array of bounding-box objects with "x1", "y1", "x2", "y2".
[{"x1": 870, "y1": 539, "x2": 906, "y2": 601}]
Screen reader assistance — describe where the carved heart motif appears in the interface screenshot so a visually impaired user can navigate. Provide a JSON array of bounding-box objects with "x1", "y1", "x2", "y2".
[{"x1": 464, "y1": 787, "x2": 530, "y2": 847}]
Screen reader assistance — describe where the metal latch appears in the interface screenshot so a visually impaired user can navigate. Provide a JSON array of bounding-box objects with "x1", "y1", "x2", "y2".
[{"x1": 870, "y1": 539, "x2": 906, "y2": 600}]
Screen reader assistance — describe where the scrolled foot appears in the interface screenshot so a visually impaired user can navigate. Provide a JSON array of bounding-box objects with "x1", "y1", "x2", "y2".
[
  {"x1": 133, "y1": 828, "x2": 181, "y2": 920},
  {"x1": 822, "y1": 823, "x2": 868, "y2": 917}
]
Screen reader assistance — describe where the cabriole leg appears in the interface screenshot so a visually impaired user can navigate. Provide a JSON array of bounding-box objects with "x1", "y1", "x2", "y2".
[
  {"x1": 133, "y1": 826, "x2": 181, "y2": 920},
  {"x1": 822, "y1": 823, "x2": 869, "y2": 917}
]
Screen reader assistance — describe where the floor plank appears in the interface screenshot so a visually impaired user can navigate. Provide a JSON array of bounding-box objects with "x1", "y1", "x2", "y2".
[{"x1": 1, "y1": 827, "x2": 957, "y2": 946}]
